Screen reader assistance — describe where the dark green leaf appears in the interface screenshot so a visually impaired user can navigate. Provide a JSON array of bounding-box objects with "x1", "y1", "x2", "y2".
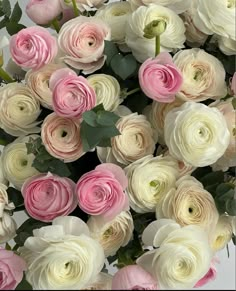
[
  {"x1": 96, "y1": 111, "x2": 120, "y2": 126},
  {"x1": 111, "y1": 54, "x2": 138, "y2": 80},
  {"x1": 104, "y1": 40, "x2": 119, "y2": 65},
  {"x1": 10, "y1": 2, "x2": 22, "y2": 23},
  {"x1": 200, "y1": 171, "x2": 225, "y2": 188},
  {"x1": 5, "y1": 242, "x2": 11, "y2": 250},
  {"x1": 16, "y1": 276, "x2": 32, "y2": 290},
  {"x1": 92, "y1": 103, "x2": 105, "y2": 113},
  {"x1": 125, "y1": 92, "x2": 149, "y2": 114},
  {"x1": 48, "y1": 159, "x2": 71, "y2": 177},
  {"x1": 2, "y1": 0, "x2": 11, "y2": 18},
  {"x1": 82, "y1": 110, "x2": 98, "y2": 127},
  {"x1": 232, "y1": 234, "x2": 236, "y2": 245},
  {"x1": 0, "y1": 17, "x2": 8, "y2": 29},
  {"x1": 232, "y1": 98, "x2": 236, "y2": 110},
  {"x1": 6, "y1": 22, "x2": 26, "y2": 36},
  {"x1": 25, "y1": 137, "x2": 42, "y2": 155},
  {"x1": 32, "y1": 159, "x2": 49, "y2": 172},
  {"x1": 97, "y1": 138, "x2": 111, "y2": 147},
  {"x1": 7, "y1": 187, "x2": 24, "y2": 208},
  {"x1": 0, "y1": 128, "x2": 16, "y2": 145},
  {"x1": 225, "y1": 198, "x2": 236, "y2": 216}
]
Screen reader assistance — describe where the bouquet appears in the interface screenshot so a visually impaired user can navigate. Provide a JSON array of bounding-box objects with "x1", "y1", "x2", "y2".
[{"x1": 0, "y1": 0, "x2": 235, "y2": 289}]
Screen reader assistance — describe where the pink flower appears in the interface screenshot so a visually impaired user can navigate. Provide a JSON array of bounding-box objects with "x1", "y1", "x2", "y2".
[
  {"x1": 58, "y1": 16, "x2": 110, "y2": 74},
  {"x1": 22, "y1": 173, "x2": 77, "y2": 222},
  {"x1": 194, "y1": 259, "x2": 218, "y2": 288},
  {"x1": 76, "y1": 163, "x2": 129, "y2": 220},
  {"x1": 0, "y1": 247, "x2": 27, "y2": 290},
  {"x1": 112, "y1": 265, "x2": 158, "y2": 290},
  {"x1": 10, "y1": 26, "x2": 58, "y2": 70},
  {"x1": 230, "y1": 72, "x2": 236, "y2": 96},
  {"x1": 26, "y1": 0, "x2": 62, "y2": 25},
  {"x1": 139, "y1": 52, "x2": 183, "y2": 103},
  {"x1": 49, "y1": 68, "x2": 96, "y2": 118}
]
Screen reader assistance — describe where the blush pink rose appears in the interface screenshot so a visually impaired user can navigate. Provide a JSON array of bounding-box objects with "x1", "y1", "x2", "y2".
[
  {"x1": 194, "y1": 259, "x2": 218, "y2": 288},
  {"x1": 58, "y1": 16, "x2": 110, "y2": 74},
  {"x1": 76, "y1": 163, "x2": 129, "y2": 220},
  {"x1": 49, "y1": 68, "x2": 96, "y2": 118},
  {"x1": 26, "y1": 0, "x2": 62, "y2": 25},
  {"x1": 10, "y1": 26, "x2": 58, "y2": 70},
  {"x1": 139, "y1": 52, "x2": 183, "y2": 103},
  {"x1": 112, "y1": 265, "x2": 158, "y2": 290},
  {"x1": 22, "y1": 173, "x2": 77, "y2": 222},
  {"x1": 0, "y1": 247, "x2": 27, "y2": 290}
]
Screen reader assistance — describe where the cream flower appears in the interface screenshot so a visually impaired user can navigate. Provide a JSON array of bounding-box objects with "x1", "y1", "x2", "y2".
[
  {"x1": 85, "y1": 273, "x2": 113, "y2": 290},
  {"x1": 173, "y1": 48, "x2": 227, "y2": 102},
  {"x1": 20, "y1": 216, "x2": 105, "y2": 290},
  {"x1": 156, "y1": 175, "x2": 219, "y2": 235},
  {"x1": 87, "y1": 211, "x2": 134, "y2": 257},
  {"x1": 0, "y1": 212, "x2": 17, "y2": 244},
  {"x1": 0, "y1": 183, "x2": 15, "y2": 216},
  {"x1": 0, "y1": 83, "x2": 41, "y2": 136},
  {"x1": 25, "y1": 63, "x2": 65, "y2": 109},
  {"x1": 125, "y1": 155, "x2": 179, "y2": 213},
  {"x1": 0, "y1": 152, "x2": 8, "y2": 186},
  {"x1": 210, "y1": 215, "x2": 234, "y2": 252},
  {"x1": 96, "y1": 2, "x2": 132, "y2": 44},
  {"x1": 138, "y1": 219, "x2": 212, "y2": 289},
  {"x1": 217, "y1": 35, "x2": 236, "y2": 56},
  {"x1": 193, "y1": 0, "x2": 236, "y2": 40},
  {"x1": 1, "y1": 135, "x2": 39, "y2": 190},
  {"x1": 164, "y1": 102, "x2": 230, "y2": 167},
  {"x1": 125, "y1": 4, "x2": 186, "y2": 62},
  {"x1": 87, "y1": 74, "x2": 122, "y2": 111}
]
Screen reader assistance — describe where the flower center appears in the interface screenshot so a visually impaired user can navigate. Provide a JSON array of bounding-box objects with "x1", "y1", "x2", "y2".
[{"x1": 61, "y1": 130, "x2": 68, "y2": 138}]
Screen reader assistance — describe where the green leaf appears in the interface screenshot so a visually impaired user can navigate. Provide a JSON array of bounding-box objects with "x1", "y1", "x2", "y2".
[
  {"x1": 232, "y1": 234, "x2": 236, "y2": 245},
  {"x1": 97, "y1": 138, "x2": 111, "y2": 147},
  {"x1": 32, "y1": 159, "x2": 49, "y2": 172},
  {"x1": 0, "y1": 17, "x2": 8, "y2": 29},
  {"x1": 104, "y1": 40, "x2": 119, "y2": 65},
  {"x1": 125, "y1": 92, "x2": 149, "y2": 114},
  {"x1": 92, "y1": 103, "x2": 105, "y2": 113},
  {"x1": 110, "y1": 54, "x2": 138, "y2": 80},
  {"x1": 200, "y1": 171, "x2": 225, "y2": 188},
  {"x1": 6, "y1": 22, "x2": 26, "y2": 36},
  {"x1": 48, "y1": 159, "x2": 71, "y2": 177},
  {"x1": 0, "y1": 128, "x2": 16, "y2": 145},
  {"x1": 10, "y1": 2, "x2": 22, "y2": 23},
  {"x1": 5, "y1": 242, "x2": 11, "y2": 250},
  {"x1": 16, "y1": 276, "x2": 32, "y2": 290},
  {"x1": 82, "y1": 110, "x2": 98, "y2": 127},
  {"x1": 7, "y1": 187, "x2": 24, "y2": 208},
  {"x1": 2, "y1": 0, "x2": 11, "y2": 18},
  {"x1": 225, "y1": 198, "x2": 236, "y2": 216},
  {"x1": 96, "y1": 111, "x2": 120, "y2": 126},
  {"x1": 232, "y1": 98, "x2": 236, "y2": 110}
]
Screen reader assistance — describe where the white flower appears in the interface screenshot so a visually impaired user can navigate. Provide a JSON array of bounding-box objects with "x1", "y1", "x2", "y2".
[
  {"x1": 217, "y1": 35, "x2": 236, "y2": 56},
  {"x1": 124, "y1": 155, "x2": 179, "y2": 213},
  {"x1": 85, "y1": 273, "x2": 113, "y2": 290},
  {"x1": 96, "y1": 2, "x2": 132, "y2": 44},
  {"x1": 193, "y1": 0, "x2": 236, "y2": 40},
  {"x1": 0, "y1": 152, "x2": 8, "y2": 186},
  {"x1": 0, "y1": 183, "x2": 14, "y2": 217},
  {"x1": 0, "y1": 212, "x2": 17, "y2": 244},
  {"x1": 0, "y1": 36, "x2": 9, "y2": 64},
  {"x1": 87, "y1": 74, "x2": 122, "y2": 111},
  {"x1": 1, "y1": 135, "x2": 39, "y2": 190},
  {"x1": 0, "y1": 83, "x2": 41, "y2": 136},
  {"x1": 125, "y1": 4, "x2": 186, "y2": 62},
  {"x1": 164, "y1": 102, "x2": 230, "y2": 167},
  {"x1": 87, "y1": 211, "x2": 134, "y2": 257},
  {"x1": 173, "y1": 48, "x2": 227, "y2": 102},
  {"x1": 138, "y1": 219, "x2": 213, "y2": 289},
  {"x1": 60, "y1": 0, "x2": 105, "y2": 11},
  {"x1": 20, "y1": 216, "x2": 105, "y2": 290}
]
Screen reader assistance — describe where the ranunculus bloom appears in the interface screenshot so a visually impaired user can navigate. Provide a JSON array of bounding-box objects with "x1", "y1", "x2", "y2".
[
  {"x1": 10, "y1": 26, "x2": 58, "y2": 70},
  {"x1": 49, "y1": 68, "x2": 96, "y2": 118},
  {"x1": 0, "y1": 248, "x2": 27, "y2": 290},
  {"x1": 112, "y1": 265, "x2": 158, "y2": 290},
  {"x1": 41, "y1": 113, "x2": 84, "y2": 163},
  {"x1": 217, "y1": 35, "x2": 236, "y2": 56},
  {"x1": 0, "y1": 212, "x2": 17, "y2": 244},
  {"x1": 22, "y1": 173, "x2": 77, "y2": 222},
  {"x1": 194, "y1": 259, "x2": 218, "y2": 288},
  {"x1": 26, "y1": 0, "x2": 62, "y2": 25},
  {"x1": 58, "y1": 16, "x2": 110, "y2": 74},
  {"x1": 76, "y1": 163, "x2": 129, "y2": 220},
  {"x1": 139, "y1": 52, "x2": 183, "y2": 103}
]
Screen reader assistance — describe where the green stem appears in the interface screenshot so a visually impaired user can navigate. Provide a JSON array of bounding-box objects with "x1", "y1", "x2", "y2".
[
  {"x1": 0, "y1": 67, "x2": 14, "y2": 83},
  {"x1": 155, "y1": 35, "x2": 160, "y2": 56},
  {"x1": 51, "y1": 19, "x2": 60, "y2": 33},
  {"x1": 71, "y1": 0, "x2": 80, "y2": 17},
  {"x1": 126, "y1": 88, "x2": 141, "y2": 96}
]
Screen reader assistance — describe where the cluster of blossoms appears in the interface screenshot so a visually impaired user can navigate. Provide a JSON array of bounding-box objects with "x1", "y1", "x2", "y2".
[{"x1": 0, "y1": 0, "x2": 235, "y2": 290}]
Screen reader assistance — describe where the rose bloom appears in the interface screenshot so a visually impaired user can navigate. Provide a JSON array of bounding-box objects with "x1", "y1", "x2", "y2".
[
  {"x1": 22, "y1": 173, "x2": 77, "y2": 222},
  {"x1": 1, "y1": 135, "x2": 39, "y2": 190},
  {"x1": 164, "y1": 102, "x2": 230, "y2": 167},
  {"x1": 193, "y1": 0, "x2": 236, "y2": 40},
  {"x1": 58, "y1": 16, "x2": 110, "y2": 74},
  {"x1": 139, "y1": 52, "x2": 183, "y2": 103},
  {"x1": 49, "y1": 68, "x2": 96, "y2": 118},
  {"x1": 156, "y1": 176, "x2": 219, "y2": 235},
  {"x1": 125, "y1": 155, "x2": 179, "y2": 213},
  {"x1": 10, "y1": 26, "x2": 58, "y2": 70},
  {"x1": 0, "y1": 83, "x2": 41, "y2": 136},
  {"x1": 112, "y1": 265, "x2": 158, "y2": 290},
  {"x1": 96, "y1": 2, "x2": 132, "y2": 44},
  {"x1": 76, "y1": 163, "x2": 129, "y2": 220},
  {"x1": 41, "y1": 113, "x2": 84, "y2": 163},
  {"x1": 139, "y1": 219, "x2": 213, "y2": 289},
  {"x1": 26, "y1": 0, "x2": 62, "y2": 25},
  {"x1": 217, "y1": 35, "x2": 236, "y2": 56},
  {"x1": 25, "y1": 63, "x2": 65, "y2": 109},
  {"x1": 173, "y1": 48, "x2": 227, "y2": 102},
  {"x1": 20, "y1": 216, "x2": 105, "y2": 290},
  {"x1": 85, "y1": 273, "x2": 112, "y2": 290},
  {"x1": 87, "y1": 211, "x2": 134, "y2": 257},
  {"x1": 87, "y1": 74, "x2": 122, "y2": 111},
  {"x1": 0, "y1": 248, "x2": 27, "y2": 290},
  {"x1": 126, "y1": 4, "x2": 186, "y2": 62}
]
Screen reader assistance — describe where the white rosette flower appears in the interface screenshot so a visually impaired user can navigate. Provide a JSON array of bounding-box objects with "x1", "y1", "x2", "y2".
[
  {"x1": 87, "y1": 74, "x2": 122, "y2": 111},
  {"x1": 87, "y1": 211, "x2": 134, "y2": 257},
  {"x1": 217, "y1": 35, "x2": 236, "y2": 56},
  {"x1": 125, "y1": 4, "x2": 186, "y2": 62},
  {"x1": 96, "y1": 2, "x2": 132, "y2": 44},
  {"x1": 124, "y1": 155, "x2": 179, "y2": 213},
  {"x1": 1, "y1": 135, "x2": 39, "y2": 190},
  {"x1": 138, "y1": 219, "x2": 213, "y2": 289},
  {"x1": 0, "y1": 83, "x2": 41, "y2": 136},
  {"x1": 164, "y1": 102, "x2": 230, "y2": 167},
  {"x1": 156, "y1": 176, "x2": 219, "y2": 235},
  {"x1": 193, "y1": 0, "x2": 236, "y2": 40},
  {"x1": 20, "y1": 216, "x2": 105, "y2": 290},
  {"x1": 173, "y1": 48, "x2": 227, "y2": 102}
]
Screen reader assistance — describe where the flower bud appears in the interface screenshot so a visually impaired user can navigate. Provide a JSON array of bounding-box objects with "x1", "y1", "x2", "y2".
[{"x1": 143, "y1": 20, "x2": 166, "y2": 39}]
